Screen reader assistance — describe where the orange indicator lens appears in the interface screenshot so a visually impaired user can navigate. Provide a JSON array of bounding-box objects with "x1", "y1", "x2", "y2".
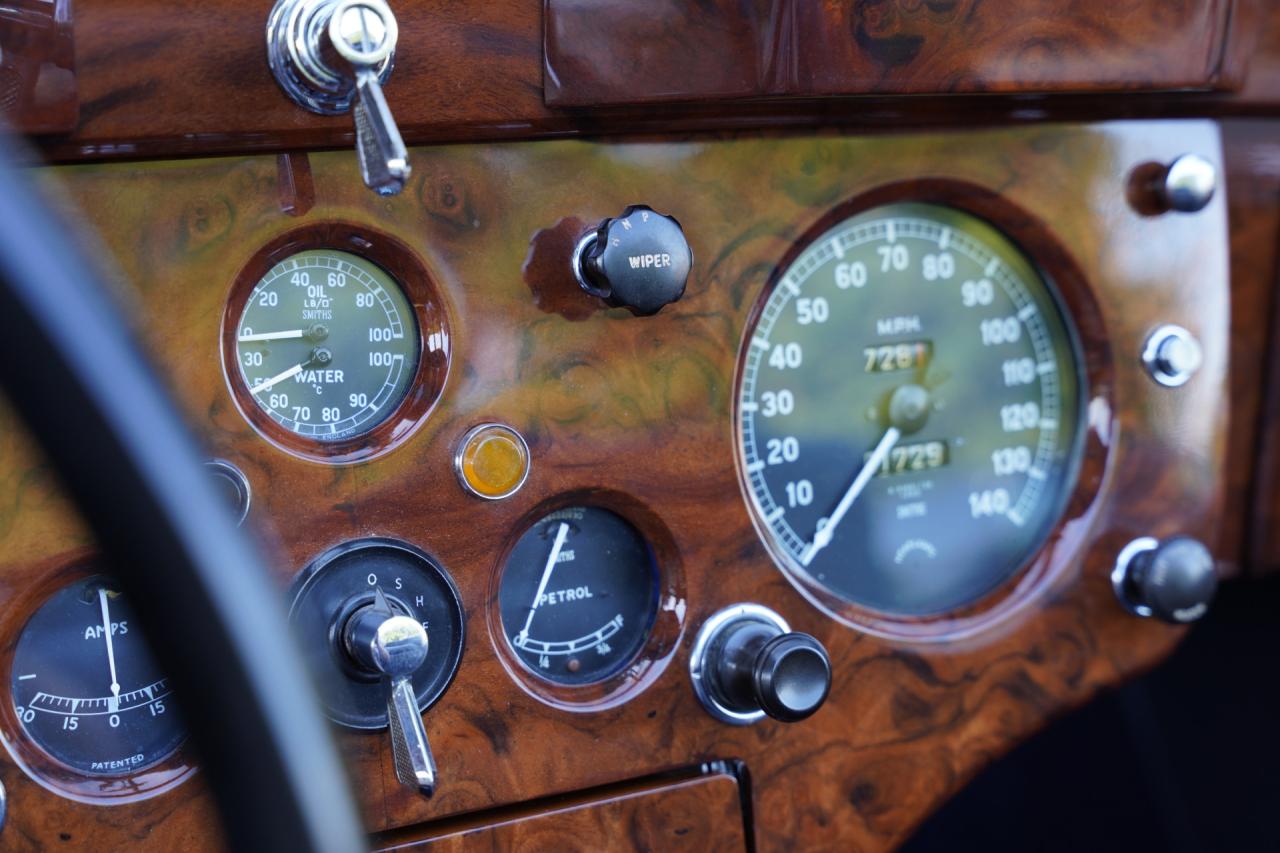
[{"x1": 455, "y1": 424, "x2": 530, "y2": 500}]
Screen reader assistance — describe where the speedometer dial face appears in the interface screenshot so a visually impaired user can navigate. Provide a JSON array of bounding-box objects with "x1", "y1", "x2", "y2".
[
  {"x1": 234, "y1": 249, "x2": 420, "y2": 442},
  {"x1": 738, "y1": 202, "x2": 1084, "y2": 617}
]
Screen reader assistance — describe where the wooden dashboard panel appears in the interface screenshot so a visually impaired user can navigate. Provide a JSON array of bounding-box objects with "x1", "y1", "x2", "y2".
[
  {"x1": 21, "y1": 0, "x2": 1280, "y2": 162},
  {"x1": 546, "y1": 0, "x2": 1241, "y2": 106},
  {"x1": 378, "y1": 772, "x2": 747, "y2": 851},
  {"x1": 0, "y1": 121, "x2": 1230, "y2": 849}
]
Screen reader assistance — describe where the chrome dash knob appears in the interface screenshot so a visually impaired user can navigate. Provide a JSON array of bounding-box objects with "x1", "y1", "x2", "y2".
[
  {"x1": 343, "y1": 588, "x2": 437, "y2": 796},
  {"x1": 267, "y1": 0, "x2": 410, "y2": 195}
]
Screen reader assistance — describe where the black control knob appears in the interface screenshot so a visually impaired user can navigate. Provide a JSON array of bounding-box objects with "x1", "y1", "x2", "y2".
[
  {"x1": 574, "y1": 205, "x2": 692, "y2": 315},
  {"x1": 691, "y1": 604, "x2": 831, "y2": 724},
  {"x1": 1114, "y1": 536, "x2": 1218, "y2": 624}
]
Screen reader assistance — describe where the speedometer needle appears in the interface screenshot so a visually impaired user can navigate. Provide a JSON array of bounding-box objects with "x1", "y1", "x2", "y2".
[
  {"x1": 98, "y1": 588, "x2": 121, "y2": 713},
  {"x1": 800, "y1": 426, "x2": 901, "y2": 567},
  {"x1": 515, "y1": 522, "x2": 570, "y2": 646},
  {"x1": 248, "y1": 362, "x2": 306, "y2": 395},
  {"x1": 238, "y1": 329, "x2": 307, "y2": 342}
]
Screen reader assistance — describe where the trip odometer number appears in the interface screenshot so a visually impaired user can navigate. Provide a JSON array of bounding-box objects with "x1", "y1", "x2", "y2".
[
  {"x1": 738, "y1": 202, "x2": 1085, "y2": 618},
  {"x1": 233, "y1": 249, "x2": 421, "y2": 443}
]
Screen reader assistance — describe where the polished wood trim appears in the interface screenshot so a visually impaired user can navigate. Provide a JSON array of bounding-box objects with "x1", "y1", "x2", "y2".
[
  {"x1": 0, "y1": 121, "x2": 1231, "y2": 849},
  {"x1": 546, "y1": 0, "x2": 1239, "y2": 107},
  {"x1": 0, "y1": 0, "x2": 77, "y2": 134},
  {"x1": 11, "y1": 1, "x2": 1280, "y2": 162},
  {"x1": 377, "y1": 772, "x2": 747, "y2": 851},
  {"x1": 1220, "y1": 120, "x2": 1280, "y2": 574}
]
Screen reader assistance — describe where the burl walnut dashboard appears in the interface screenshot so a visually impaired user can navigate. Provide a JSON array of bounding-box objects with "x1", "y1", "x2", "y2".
[{"x1": 2, "y1": 0, "x2": 1280, "y2": 851}]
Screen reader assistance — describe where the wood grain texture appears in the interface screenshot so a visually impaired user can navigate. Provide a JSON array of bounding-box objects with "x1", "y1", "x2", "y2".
[
  {"x1": 17, "y1": 0, "x2": 1280, "y2": 162},
  {"x1": 1220, "y1": 120, "x2": 1280, "y2": 574},
  {"x1": 0, "y1": 121, "x2": 1231, "y2": 850},
  {"x1": 378, "y1": 773, "x2": 746, "y2": 852},
  {"x1": 0, "y1": 0, "x2": 77, "y2": 133},
  {"x1": 546, "y1": 0, "x2": 1238, "y2": 106}
]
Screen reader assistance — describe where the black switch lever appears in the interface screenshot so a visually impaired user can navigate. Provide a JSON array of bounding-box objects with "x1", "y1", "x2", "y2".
[{"x1": 573, "y1": 205, "x2": 692, "y2": 316}]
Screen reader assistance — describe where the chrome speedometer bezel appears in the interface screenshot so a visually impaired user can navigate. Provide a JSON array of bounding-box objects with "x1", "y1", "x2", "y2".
[
  {"x1": 220, "y1": 223, "x2": 451, "y2": 464},
  {"x1": 733, "y1": 181, "x2": 1113, "y2": 643}
]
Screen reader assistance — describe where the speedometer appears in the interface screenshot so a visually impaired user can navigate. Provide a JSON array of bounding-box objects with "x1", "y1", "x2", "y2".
[{"x1": 737, "y1": 202, "x2": 1085, "y2": 619}]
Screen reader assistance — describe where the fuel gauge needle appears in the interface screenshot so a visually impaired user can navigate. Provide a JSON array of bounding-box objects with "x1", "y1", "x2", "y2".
[
  {"x1": 800, "y1": 426, "x2": 901, "y2": 567},
  {"x1": 98, "y1": 588, "x2": 121, "y2": 714},
  {"x1": 515, "y1": 522, "x2": 570, "y2": 647}
]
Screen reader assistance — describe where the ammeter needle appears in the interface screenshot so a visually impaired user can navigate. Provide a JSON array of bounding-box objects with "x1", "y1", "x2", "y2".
[{"x1": 98, "y1": 588, "x2": 121, "y2": 714}]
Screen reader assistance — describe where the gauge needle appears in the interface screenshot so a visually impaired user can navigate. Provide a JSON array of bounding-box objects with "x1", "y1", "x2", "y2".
[
  {"x1": 800, "y1": 426, "x2": 902, "y2": 568},
  {"x1": 248, "y1": 362, "x2": 306, "y2": 395},
  {"x1": 515, "y1": 522, "x2": 570, "y2": 646},
  {"x1": 238, "y1": 329, "x2": 307, "y2": 342},
  {"x1": 98, "y1": 588, "x2": 121, "y2": 713}
]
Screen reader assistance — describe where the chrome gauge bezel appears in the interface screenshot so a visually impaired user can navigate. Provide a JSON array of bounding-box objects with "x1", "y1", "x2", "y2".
[
  {"x1": 733, "y1": 182, "x2": 1114, "y2": 643},
  {"x1": 220, "y1": 223, "x2": 450, "y2": 465}
]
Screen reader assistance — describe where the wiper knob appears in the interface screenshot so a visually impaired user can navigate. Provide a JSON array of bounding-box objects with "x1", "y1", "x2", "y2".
[{"x1": 573, "y1": 206, "x2": 692, "y2": 316}]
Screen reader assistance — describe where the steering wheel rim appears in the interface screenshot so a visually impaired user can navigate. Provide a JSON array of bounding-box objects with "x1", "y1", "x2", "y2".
[{"x1": 0, "y1": 146, "x2": 366, "y2": 850}]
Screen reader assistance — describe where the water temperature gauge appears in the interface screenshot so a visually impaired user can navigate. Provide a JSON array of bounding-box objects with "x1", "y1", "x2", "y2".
[
  {"x1": 9, "y1": 577, "x2": 185, "y2": 776},
  {"x1": 499, "y1": 506, "x2": 659, "y2": 686}
]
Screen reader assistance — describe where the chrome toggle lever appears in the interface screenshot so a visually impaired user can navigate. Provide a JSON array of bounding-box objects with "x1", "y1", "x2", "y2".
[
  {"x1": 267, "y1": 0, "x2": 411, "y2": 195},
  {"x1": 343, "y1": 589, "x2": 437, "y2": 796}
]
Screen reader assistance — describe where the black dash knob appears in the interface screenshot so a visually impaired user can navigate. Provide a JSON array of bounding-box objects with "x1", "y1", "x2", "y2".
[
  {"x1": 694, "y1": 606, "x2": 831, "y2": 724},
  {"x1": 575, "y1": 205, "x2": 692, "y2": 316},
  {"x1": 1116, "y1": 536, "x2": 1218, "y2": 624},
  {"x1": 751, "y1": 633, "x2": 832, "y2": 722}
]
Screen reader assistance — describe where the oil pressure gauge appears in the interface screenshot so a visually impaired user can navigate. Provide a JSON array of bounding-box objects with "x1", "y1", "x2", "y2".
[
  {"x1": 499, "y1": 507, "x2": 659, "y2": 687},
  {"x1": 224, "y1": 231, "x2": 450, "y2": 463},
  {"x1": 233, "y1": 249, "x2": 419, "y2": 438}
]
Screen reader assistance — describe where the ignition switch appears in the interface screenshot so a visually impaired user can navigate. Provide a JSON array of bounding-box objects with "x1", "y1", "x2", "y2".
[{"x1": 289, "y1": 539, "x2": 464, "y2": 798}]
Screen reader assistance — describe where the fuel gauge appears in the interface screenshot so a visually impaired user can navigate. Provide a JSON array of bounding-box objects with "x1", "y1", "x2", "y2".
[{"x1": 499, "y1": 506, "x2": 659, "y2": 686}]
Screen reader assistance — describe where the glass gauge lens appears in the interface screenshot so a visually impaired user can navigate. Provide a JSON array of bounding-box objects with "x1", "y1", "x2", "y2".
[
  {"x1": 739, "y1": 203, "x2": 1084, "y2": 616},
  {"x1": 234, "y1": 249, "x2": 420, "y2": 441},
  {"x1": 11, "y1": 577, "x2": 185, "y2": 775},
  {"x1": 500, "y1": 507, "x2": 659, "y2": 686}
]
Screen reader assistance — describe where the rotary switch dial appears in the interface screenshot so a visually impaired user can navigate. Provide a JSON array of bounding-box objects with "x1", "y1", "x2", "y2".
[{"x1": 573, "y1": 205, "x2": 693, "y2": 315}]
